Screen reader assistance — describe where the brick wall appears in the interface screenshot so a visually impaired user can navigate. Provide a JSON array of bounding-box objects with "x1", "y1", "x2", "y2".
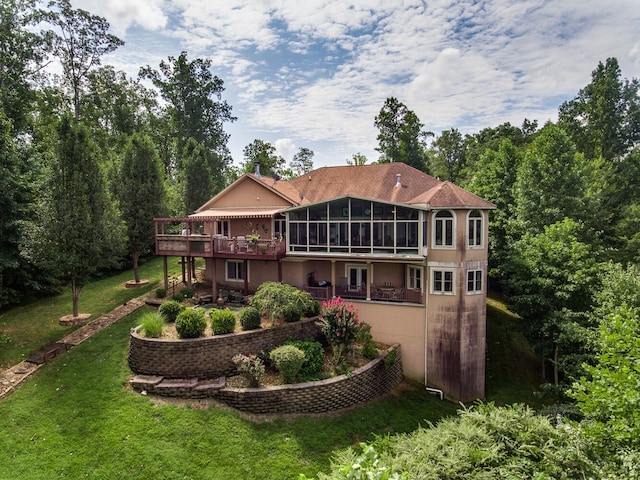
[
  {"x1": 130, "y1": 346, "x2": 404, "y2": 414},
  {"x1": 128, "y1": 317, "x2": 324, "y2": 379}
]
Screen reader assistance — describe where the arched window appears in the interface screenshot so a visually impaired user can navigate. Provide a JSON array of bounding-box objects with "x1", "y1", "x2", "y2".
[
  {"x1": 467, "y1": 210, "x2": 483, "y2": 248},
  {"x1": 433, "y1": 210, "x2": 454, "y2": 247}
]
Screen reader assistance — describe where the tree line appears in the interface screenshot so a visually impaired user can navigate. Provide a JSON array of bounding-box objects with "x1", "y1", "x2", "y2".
[{"x1": 2, "y1": 0, "x2": 639, "y2": 474}]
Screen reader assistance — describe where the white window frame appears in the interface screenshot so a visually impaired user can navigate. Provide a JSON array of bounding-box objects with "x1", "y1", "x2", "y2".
[
  {"x1": 432, "y1": 210, "x2": 455, "y2": 249},
  {"x1": 346, "y1": 264, "x2": 368, "y2": 290},
  {"x1": 431, "y1": 268, "x2": 455, "y2": 295},
  {"x1": 467, "y1": 210, "x2": 483, "y2": 248},
  {"x1": 407, "y1": 265, "x2": 423, "y2": 291},
  {"x1": 466, "y1": 269, "x2": 483, "y2": 294},
  {"x1": 225, "y1": 259, "x2": 247, "y2": 282}
]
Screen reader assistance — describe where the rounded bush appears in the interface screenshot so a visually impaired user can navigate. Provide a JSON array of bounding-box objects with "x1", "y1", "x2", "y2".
[
  {"x1": 285, "y1": 338, "x2": 324, "y2": 377},
  {"x1": 158, "y1": 300, "x2": 185, "y2": 322},
  {"x1": 155, "y1": 287, "x2": 167, "y2": 299},
  {"x1": 239, "y1": 306, "x2": 261, "y2": 331},
  {"x1": 209, "y1": 308, "x2": 237, "y2": 335},
  {"x1": 281, "y1": 303, "x2": 301, "y2": 323},
  {"x1": 172, "y1": 292, "x2": 184, "y2": 302},
  {"x1": 270, "y1": 345, "x2": 305, "y2": 383},
  {"x1": 303, "y1": 297, "x2": 320, "y2": 317},
  {"x1": 179, "y1": 286, "x2": 194, "y2": 298},
  {"x1": 175, "y1": 308, "x2": 206, "y2": 338},
  {"x1": 139, "y1": 312, "x2": 165, "y2": 338}
]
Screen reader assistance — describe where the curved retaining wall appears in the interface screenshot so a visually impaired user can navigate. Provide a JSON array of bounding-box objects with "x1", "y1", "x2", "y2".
[
  {"x1": 128, "y1": 317, "x2": 323, "y2": 379},
  {"x1": 130, "y1": 345, "x2": 403, "y2": 414}
]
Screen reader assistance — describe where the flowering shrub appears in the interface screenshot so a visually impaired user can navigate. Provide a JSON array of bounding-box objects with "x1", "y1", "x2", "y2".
[
  {"x1": 320, "y1": 297, "x2": 363, "y2": 367},
  {"x1": 232, "y1": 354, "x2": 265, "y2": 387}
]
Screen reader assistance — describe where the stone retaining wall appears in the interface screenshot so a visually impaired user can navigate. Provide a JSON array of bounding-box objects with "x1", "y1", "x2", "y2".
[
  {"x1": 128, "y1": 317, "x2": 323, "y2": 379},
  {"x1": 130, "y1": 345, "x2": 403, "y2": 414}
]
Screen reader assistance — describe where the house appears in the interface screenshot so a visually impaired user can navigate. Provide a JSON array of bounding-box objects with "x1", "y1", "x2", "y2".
[{"x1": 154, "y1": 162, "x2": 495, "y2": 402}]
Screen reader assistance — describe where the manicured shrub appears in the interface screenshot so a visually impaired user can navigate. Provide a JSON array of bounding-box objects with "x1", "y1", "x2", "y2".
[
  {"x1": 158, "y1": 300, "x2": 185, "y2": 322},
  {"x1": 209, "y1": 308, "x2": 236, "y2": 335},
  {"x1": 357, "y1": 323, "x2": 378, "y2": 360},
  {"x1": 155, "y1": 287, "x2": 166, "y2": 299},
  {"x1": 239, "y1": 306, "x2": 261, "y2": 331},
  {"x1": 270, "y1": 345, "x2": 305, "y2": 383},
  {"x1": 281, "y1": 303, "x2": 301, "y2": 323},
  {"x1": 250, "y1": 282, "x2": 312, "y2": 323},
  {"x1": 139, "y1": 312, "x2": 165, "y2": 338},
  {"x1": 172, "y1": 292, "x2": 184, "y2": 302},
  {"x1": 179, "y1": 286, "x2": 194, "y2": 298},
  {"x1": 285, "y1": 338, "x2": 324, "y2": 377},
  {"x1": 303, "y1": 297, "x2": 321, "y2": 317},
  {"x1": 175, "y1": 308, "x2": 206, "y2": 338},
  {"x1": 232, "y1": 354, "x2": 265, "y2": 387}
]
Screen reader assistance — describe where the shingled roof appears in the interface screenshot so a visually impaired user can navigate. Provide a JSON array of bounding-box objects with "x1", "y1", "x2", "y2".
[{"x1": 259, "y1": 163, "x2": 495, "y2": 209}]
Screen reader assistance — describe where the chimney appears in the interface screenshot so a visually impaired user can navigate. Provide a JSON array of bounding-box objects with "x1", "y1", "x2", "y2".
[
  {"x1": 395, "y1": 173, "x2": 402, "y2": 187},
  {"x1": 254, "y1": 162, "x2": 261, "y2": 179}
]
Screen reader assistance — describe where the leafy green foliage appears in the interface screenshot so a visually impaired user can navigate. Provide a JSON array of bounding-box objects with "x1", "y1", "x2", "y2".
[
  {"x1": 314, "y1": 403, "x2": 600, "y2": 479},
  {"x1": 282, "y1": 303, "x2": 301, "y2": 323},
  {"x1": 175, "y1": 308, "x2": 206, "y2": 338},
  {"x1": 209, "y1": 308, "x2": 236, "y2": 335},
  {"x1": 158, "y1": 300, "x2": 185, "y2": 322},
  {"x1": 155, "y1": 287, "x2": 166, "y2": 299},
  {"x1": 285, "y1": 338, "x2": 324, "y2": 378},
  {"x1": 179, "y1": 286, "x2": 194, "y2": 298},
  {"x1": 139, "y1": 311, "x2": 165, "y2": 338},
  {"x1": 505, "y1": 218, "x2": 599, "y2": 389},
  {"x1": 238, "y1": 306, "x2": 261, "y2": 331},
  {"x1": 119, "y1": 131, "x2": 165, "y2": 282},
  {"x1": 270, "y1": 345, "x2": 305, "y2": 384},
  {"x1": 232, "y1": 353, "x2": 265, "y2": 387},
  {"x1": 241, "y1": 139, "x2": 285, "y2": 177},
  {"x1": 250, "y1": 282, "x2": 314, "y2": 323},
  {"x1": 374, "y1": 97, "x2": 430, "y2": 170},
  {"x1": 320, "y1": 297, "x2": 363, "y2": 368},
  {"x1": 357, "y1": 324, "x2": 379, "y2": 360}
]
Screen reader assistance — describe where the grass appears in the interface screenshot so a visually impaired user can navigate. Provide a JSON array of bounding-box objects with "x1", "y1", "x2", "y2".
[
  {"x1": 0, "y1": 256, "x2": 184, "y2": 368},
  {"x1": 485, "y1": 294, "x2": 545, "y2": 407},
  {"x1": 0, "y1": 307, "x2": 458, "y2": 479},
  {"x1": 0, "y1": 265, "x2": 545, "y2": 479}
]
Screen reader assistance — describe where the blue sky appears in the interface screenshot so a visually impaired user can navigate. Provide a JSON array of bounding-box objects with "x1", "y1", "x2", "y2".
[{"x1": 67, "y1": 0, "x2": 640, "y2": 168}]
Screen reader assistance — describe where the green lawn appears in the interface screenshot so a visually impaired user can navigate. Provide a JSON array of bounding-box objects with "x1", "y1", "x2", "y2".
[
  {"x1": 0, "y1": 307, "x2": 458, "y2": 479},
  {"x1": 0, "y1": 263, "x2": 543, "y2": 479},
  {"x1": 0, "y1": 256, "x2": 183, "y2": 368}
]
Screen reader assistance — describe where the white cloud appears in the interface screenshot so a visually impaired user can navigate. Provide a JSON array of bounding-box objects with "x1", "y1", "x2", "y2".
[
  {"x1": 274, "y1": 138, "x2": 296, "y2": 161},
  {"x1": 70, "y1": 0, "x2": 169, "y2": 36}
]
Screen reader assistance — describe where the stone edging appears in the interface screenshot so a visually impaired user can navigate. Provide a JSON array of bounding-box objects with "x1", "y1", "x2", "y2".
[{"x1": 130, "y1": 345, "x2": 404, "y2": 414}]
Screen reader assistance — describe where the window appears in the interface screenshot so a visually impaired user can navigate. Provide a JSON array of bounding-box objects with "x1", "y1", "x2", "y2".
[
  {"x1": 216, "y1": 220, "x2": 229, "y2": 237},
  {"x1": 467, "y1": 269, "x2": 483, "y2": 294},
  {"x1": 408, "y1": 266, "x2": 423, "y2": 290},
  {"x1": 226, "y1": 260, "x2": 246, "y2": 282},
  {"x1": 468, "y1": 210, "x2": 483, "y2": 248},
  {"x1": 431, "y1": 269, "x2": 454, "y2": 294},
  {"x1": 434, "y1": 211, "x2": 454, "y2": 248},
  {"x1": 347, "y1": 264, "x2": 368, "y2": 290}
]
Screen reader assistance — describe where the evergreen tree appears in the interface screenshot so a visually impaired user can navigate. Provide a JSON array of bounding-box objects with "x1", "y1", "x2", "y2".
[
  {"x1": 119, "y1": 131, "x2": 165, "y2": 283},
  {"x1": 48, "y1": 114, "x2": 116, "y2": 317},
  {"x1": 183, "y1": 138, "x2": 213, "y2": 214}
]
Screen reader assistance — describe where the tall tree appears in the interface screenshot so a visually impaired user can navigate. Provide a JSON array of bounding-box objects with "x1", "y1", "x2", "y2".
[
  {"x1": 374, "y1": 97, "x2": 430, "y2": 169},
  {"x1": 48, "y1": 114, "x2": 116, "y2": 318},
  {"x1": 513, "y1": 123, "x2": 588, "y2": 235},
  {"x1": 241, "y1": 139, "x2": 285, "y2": 177},
  {"x1": 140, "y1": 51, "x2": 236, "y2": 192},
  {"x1": 183, "y1": 138, "x2": 213, "y2": 214},
  {"x1": 465, "y1": 139, "x2": 522, "y2": 282},
  {"x1": 347, "y1": 152, "x2": 368, "y2": 166},
  {"x1": 119, "y1": 132, "x2": 165, "y2": 283},
  {"x1": 44, "y1": 0, "x2": 124, "y2": 119},
  {"x1": 558, "y1": 57, "x2": 640, "y2": 163},
  {"x1": 0, "y1": 0, "x2": 52, "y2": 131},
  {"x1": 429, "y1": 128, "x2": 468, "y2": 182},
  {"x1": 506, "y1": 219, "x2": 599, "y2": 390},
  {"x1": 289, "y1": 147, "x2": 314, "y2": 177}
]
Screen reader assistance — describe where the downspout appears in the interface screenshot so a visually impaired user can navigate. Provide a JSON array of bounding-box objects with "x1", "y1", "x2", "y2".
[{"x1": 423, "y1": 223, "x2": 444, "y2": 400}]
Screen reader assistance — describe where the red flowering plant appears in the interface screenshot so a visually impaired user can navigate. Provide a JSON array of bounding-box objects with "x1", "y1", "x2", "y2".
[
  {"x1": 319, "y1": 297, "x2": 364, "y2": 369},
  {"x1": 232, "y1": 353, "x2": 265, "y2": 387}
]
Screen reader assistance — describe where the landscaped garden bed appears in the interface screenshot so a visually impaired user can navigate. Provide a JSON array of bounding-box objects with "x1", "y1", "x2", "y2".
[{"x1": 128, "y1": 282, "x2": 404, "y2": 413}]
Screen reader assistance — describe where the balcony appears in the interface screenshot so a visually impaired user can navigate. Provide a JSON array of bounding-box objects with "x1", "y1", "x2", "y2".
[{"x1": 155, "y1": 234, "x2": 286, "y2": 261}]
